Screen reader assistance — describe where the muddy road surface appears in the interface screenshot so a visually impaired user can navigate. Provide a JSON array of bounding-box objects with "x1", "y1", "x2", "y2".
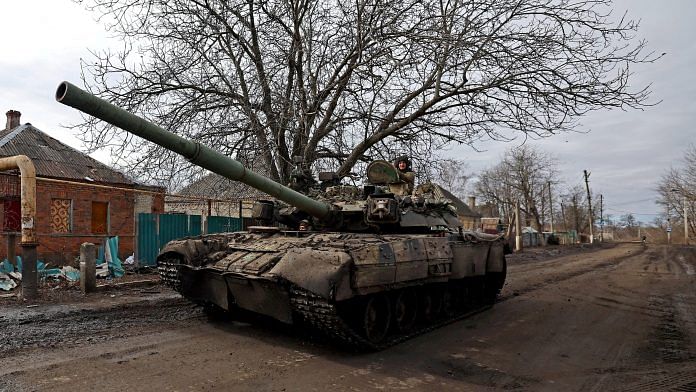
[{"x1": 1, "y1": 243, "x2": 695, "y2": 391}]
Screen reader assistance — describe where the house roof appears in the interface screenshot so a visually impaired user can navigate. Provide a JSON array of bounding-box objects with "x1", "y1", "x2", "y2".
[
  {"x1": 176, "y1": 151, "x2": 274, "y2": 200},
  {"x1": 436, "y1": 185, "x2": 482, "y2": 218},
  {"x1": 176, "y1": 173, "x2": 267, "y2": 200},
  {"x1": 0, "y1": 124, "x2": 135, "y2": 185}
]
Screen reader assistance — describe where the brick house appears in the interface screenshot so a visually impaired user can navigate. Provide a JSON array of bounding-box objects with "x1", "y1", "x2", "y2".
[
  {"x1": 0, "y1": 110, "x2": 165, "y2": 266},
  {"x1": 436, "y1": 186, "x2": 482, "y2": 230}
]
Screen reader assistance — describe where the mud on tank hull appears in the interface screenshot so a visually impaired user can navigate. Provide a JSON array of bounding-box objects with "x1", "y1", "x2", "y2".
[{"x1": 157, "y1": 230, "x2": 506, "y2": 350}]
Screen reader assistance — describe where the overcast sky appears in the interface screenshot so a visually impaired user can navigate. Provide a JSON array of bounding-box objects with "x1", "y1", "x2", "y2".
[{"x1": 0, "y1": 0, "x2": 694, "y2": 224}]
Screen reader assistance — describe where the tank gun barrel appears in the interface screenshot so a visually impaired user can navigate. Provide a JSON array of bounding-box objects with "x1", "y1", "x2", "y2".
[{"x1": 55, "y1": 81, "x2": 332, "y2": 220}]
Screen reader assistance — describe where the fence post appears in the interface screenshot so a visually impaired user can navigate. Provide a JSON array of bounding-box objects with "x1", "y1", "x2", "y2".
[
  {"x1": 80, "y1": 242, "x2": 96, "y2": 293},
  {"x1": 134, "y1": 213, "x2": 139, "y2": 265}
]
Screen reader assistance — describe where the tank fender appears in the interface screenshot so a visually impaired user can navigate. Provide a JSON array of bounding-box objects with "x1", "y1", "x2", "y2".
[
  {"x1": 463, "y1": 232, "x2": 506, "y2": 274},
  {"x1": 268, "y1": 249, "x2": 353, "y2": 301},
  {"x1": 158, "y1": 237, "x2": 226, "y2": 266},
  {"x1": 486, "y1": 242, "x2": 506, "y2": 273}
]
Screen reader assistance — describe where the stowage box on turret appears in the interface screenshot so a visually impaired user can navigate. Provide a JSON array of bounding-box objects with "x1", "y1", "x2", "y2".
[{"x1": 56, "y1": 81, "x2": 507, "y2": 350}]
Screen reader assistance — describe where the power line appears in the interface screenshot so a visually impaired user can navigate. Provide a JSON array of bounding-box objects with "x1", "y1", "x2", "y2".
[
  {"x1": 609, "y1": 197, "x2": 657, "y2": 206},
  {"x1": 605, "y1": 207, "x2": 661, "y2": 215}
]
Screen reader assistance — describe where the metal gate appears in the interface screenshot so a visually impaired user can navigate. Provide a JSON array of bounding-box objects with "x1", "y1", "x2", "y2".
[
  {"x1": 136, "y1": 213, "x2": 203, "y2": 267},
  {"x1": 207, "y1": 215, "x2": 243, "y2": 234}
]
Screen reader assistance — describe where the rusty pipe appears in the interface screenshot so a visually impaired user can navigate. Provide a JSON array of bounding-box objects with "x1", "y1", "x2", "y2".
[{"x1": 0, "y1": 155, "x2": 36, "y2": 243}]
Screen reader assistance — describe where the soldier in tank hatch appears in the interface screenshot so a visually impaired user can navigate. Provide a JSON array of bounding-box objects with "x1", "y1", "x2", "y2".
[{"x1": 392, "y1": 155, "x2": 415, "y2": 196}]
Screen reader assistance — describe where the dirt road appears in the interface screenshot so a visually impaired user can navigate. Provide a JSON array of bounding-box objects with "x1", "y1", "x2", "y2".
[{"x1": 1, "y1": 243, "x2": 695, "y2": 391}]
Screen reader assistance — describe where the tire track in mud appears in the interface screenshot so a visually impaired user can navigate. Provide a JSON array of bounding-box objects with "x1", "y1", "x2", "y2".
[
  {"x1": 619, "y1": 370, "x2": 696, "y2": 392},
  {"x1": 0, "y1": 298, "x2": 203, "y2": 355},
  {"x1": 581, "y1": 246, "x2": 696, "y2": 392},
  {"x1": 587, "y1": 364, "x2": 696, "y2": 392},
  {"x1": 640, "y1": 247, "x2": 696, "y2": 371},
  {"x1": 640, "y1": 295, "x2": 696, "y2": 364},
  {"x1": 505, "y1": 245, "x2": 613, "y2": 274},
  {"x1": 498, "y1": 245, "x2": 647, "y2": 302}
]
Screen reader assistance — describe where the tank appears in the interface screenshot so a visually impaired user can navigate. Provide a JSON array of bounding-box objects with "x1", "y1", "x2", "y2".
[{"x1": 56, "y1": 81, "x2": 507, "y2": 350}]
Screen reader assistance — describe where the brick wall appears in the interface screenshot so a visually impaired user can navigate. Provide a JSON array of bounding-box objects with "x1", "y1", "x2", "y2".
[{"x1": 0, "y1": 174, "x2": 165, "y2": 267}]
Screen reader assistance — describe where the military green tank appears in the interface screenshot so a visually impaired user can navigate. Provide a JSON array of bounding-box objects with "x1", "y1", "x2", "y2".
[{"x1": 56, "y1": 81, "x2": 507, "y2": 350}]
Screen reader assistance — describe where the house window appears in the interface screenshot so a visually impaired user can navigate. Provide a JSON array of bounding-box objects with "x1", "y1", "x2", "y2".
[
  {"x1": 2, "y1": 198, "x2": 21, "y2": 232},
  {"x1": 91, "y1": 201, "x2": 109, "y2": 234},
  {"x1": 51, "y1": 198, "x2": 72, "y2": 233}
]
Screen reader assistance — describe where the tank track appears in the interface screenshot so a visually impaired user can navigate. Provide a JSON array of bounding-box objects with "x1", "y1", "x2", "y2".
[
  {"x1": 157, "y1": 258, "x2": 182, "y2": 292},
  {"x1": 158, "y1": 258, "x2": 493, "y2": 351},
  {"x1": 289, "y1": 287, "x2": 492, "y2": 351}
]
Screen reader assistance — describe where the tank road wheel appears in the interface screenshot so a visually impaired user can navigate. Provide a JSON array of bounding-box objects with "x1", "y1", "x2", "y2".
[
  {"x1": 393, "y1": 289, "x2": 418, "y2": 333},
  {"x1": 441, "y1": 290, "x2": 454, "y2": 316},
  {"x1": 419, "y1": 288, "x2": 443, "y2": 323},
  {"x1": 362, "y1": 295, "x2": 391, "y2": 343}
]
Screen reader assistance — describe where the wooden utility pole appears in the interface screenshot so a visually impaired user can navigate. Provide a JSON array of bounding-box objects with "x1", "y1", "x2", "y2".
[
  {"x1": 540, "y1": 195, "x2": 547, "y2": 247},
  {"x1": 548, "y1": 181, "x2": 554, "y2": 233},
  {"x1": 506, "y1": 207, "x2": 516, "y2": 239},
  {"x1": 600, "y1": 194, "x2": 604, "y2": 242},
  {"x1": 583, "y1": 170, "x2": 594, "y2": 244},
  {"x1": 572, "y1": 195, "x2": 580, "y2": 235},
  {"x1": 541, "y1": 195, "x2": 545, "y2": 232},
  {"x1": 515, "y1": 200, "x2": 523, "y2": 252},
  {"x1": 561, "y1": 202, "x2": 567, "y2": 232},
  {"x1": 666, "y1": 203, "x2": 671, "y2": 245}
]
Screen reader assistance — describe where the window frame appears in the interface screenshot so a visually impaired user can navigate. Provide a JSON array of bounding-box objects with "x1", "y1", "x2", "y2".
[
  {"x1": 50, "y1": 198, "x2": 73, "y2": 233},
  {"x1": 91, "y1": 201, "x2": 110, "y2": 235}
]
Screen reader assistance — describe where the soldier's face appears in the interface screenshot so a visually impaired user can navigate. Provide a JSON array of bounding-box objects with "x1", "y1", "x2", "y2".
[{"x1": 398, "y1": 161, "x2": 407, "y2": 170}]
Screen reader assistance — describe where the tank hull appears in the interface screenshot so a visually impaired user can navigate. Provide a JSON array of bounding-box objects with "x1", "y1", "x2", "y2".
[{"x1": 158, "y1": 230, "x2": 506, "y2": 349}]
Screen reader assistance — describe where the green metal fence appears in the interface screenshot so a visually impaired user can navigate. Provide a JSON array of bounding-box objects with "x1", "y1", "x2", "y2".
[
  {"x1": 207, "y1": 215, "x2": 243, "y2": 234},
  {"x1": 137, "y1": 213, "x2": 159, "y2": 267},
  {"x1": 136, "y1": 213, "x2": 206, "y2": 267},
  {"x1": 136, "y1": 213, "x2": 243, "y2": 266}
]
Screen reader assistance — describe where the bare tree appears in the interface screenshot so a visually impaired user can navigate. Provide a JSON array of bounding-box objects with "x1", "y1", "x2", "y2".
[
  {"x1": 427, "y1": 158, "x2": 470, "y2": 200},
  {"x1": 656, "y1": 144, "x2": 696, "y2": 237},
  {"x1": 75, "y1": 0, "x2": 659, "y2": 189},
  {"x1": 557, "y1": 184, "x2": 599, "y2": 234},
  {"x1": 475, "y1": 145, "x2": 558, "y2": 233}
]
